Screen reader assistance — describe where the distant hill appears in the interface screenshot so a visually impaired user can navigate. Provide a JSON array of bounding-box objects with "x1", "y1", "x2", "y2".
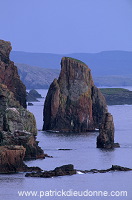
[
  {"x1": 16, "y1": 63, "x2": 59, "y2": 89},
  {"x1": 11, "y1": 50, "x2": 132, "y2": 77},
  {"x1": 16, "y1": 63, "x2": 132, "y2": 89},
  {"x1": 100, "y1": 88, "x2": 132, "y2": 105}
]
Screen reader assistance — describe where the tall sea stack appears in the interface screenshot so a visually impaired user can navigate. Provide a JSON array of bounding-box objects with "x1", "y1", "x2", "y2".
[{"x1": 43, "y1": 57, "x2": 119, "y2": 148}]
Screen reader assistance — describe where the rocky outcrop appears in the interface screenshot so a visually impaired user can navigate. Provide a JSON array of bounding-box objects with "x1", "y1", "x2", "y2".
[
  {"x1": 26, "y1": 89, "x2": 42, "y2": 102},
  {"x1": 97, "y1": 113, "x2": 119, "y2": 148},
  {"x1": 0, "y1": 145, "x2": 42, "y2": 173},
  {"x1": 43, "y1": 57, "x2": 108, "y2": 132},
  {"x1": 25, "y1": 164, "x2": 132, "y2": 178},
  {"x1": 0, "y1": 40, "x2": 26, "y2": 108},
  {"x1": 0, "y1": 130, "x2": 44, "y2": 160},
  {"x1": 0, "y1": 84, "x2": 44, "y2": 159},
  {"x1": 26, "y1": 164, "x2": 77, "y2": 178},
  {"x1": 0, "y1": 145, "x2": 26, "y2": 173},
  {"x1": 80, "y1": 165, "x2": 132, "y2": 174}
]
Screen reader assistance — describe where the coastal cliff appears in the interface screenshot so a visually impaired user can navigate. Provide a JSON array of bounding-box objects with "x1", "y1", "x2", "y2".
[
  {"x1": 0, "y1": 40, "x2": 26, "y2": 108},
  {"x1": 0, "y1": 40, "x2": 44, "y2": 173}
]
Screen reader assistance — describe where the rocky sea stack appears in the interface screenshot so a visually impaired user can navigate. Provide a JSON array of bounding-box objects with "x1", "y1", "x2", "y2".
[
  {"x1": 0, "y1": 40, "x2": 44, "y2": 173},
  {"x1": 43, "y1": 57, "x2": 119, "y2": 148}
]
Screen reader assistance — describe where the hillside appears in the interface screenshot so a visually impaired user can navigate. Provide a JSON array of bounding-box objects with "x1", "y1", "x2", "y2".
[
  {"x1": 11, "y1": 50, "x2": 132, "y2": 77},
  {"x1": 16, "y1": 63, "x2": 132, "y2": 89},
  {"x1": 16, "y1": 63, "x2": 60, "y2": 89},
  {"x1": 100, "y1": 88, "x2": 132, "y2": 105}
]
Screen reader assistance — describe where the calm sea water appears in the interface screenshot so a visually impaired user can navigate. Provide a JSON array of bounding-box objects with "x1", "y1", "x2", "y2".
[{"x1": 0, "y1": 88, "x2": 132, "y2": 200}]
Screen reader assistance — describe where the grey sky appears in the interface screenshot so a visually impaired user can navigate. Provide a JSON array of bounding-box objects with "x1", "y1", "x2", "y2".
[{"x1": 0, "y1": 0, "x2": 132, "y2": 53}]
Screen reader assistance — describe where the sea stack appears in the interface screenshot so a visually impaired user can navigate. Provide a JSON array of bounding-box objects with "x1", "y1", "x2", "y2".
[
  {"x1": 43, "y1": 57, "x2": 119, "y2": 148},
  {"x1": 97, "y1": 113, "x2": 120, "y2": 148}
]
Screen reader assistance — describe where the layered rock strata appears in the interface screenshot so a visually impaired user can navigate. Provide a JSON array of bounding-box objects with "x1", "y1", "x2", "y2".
[
  {"x1": 0, "y1": 145, "x2": 26, "y2": 173},
  {"x1": 0, "y1": 145, "x2": 42, "y2": 173}
]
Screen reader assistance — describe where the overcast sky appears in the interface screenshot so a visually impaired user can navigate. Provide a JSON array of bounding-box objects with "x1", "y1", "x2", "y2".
[{"x1": 0, "y1": 0, "x2": 132, "y2": 53}]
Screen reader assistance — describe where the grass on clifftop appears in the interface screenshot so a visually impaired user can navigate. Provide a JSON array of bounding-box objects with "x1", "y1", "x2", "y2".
[
  {"x1": 66, "y1": 57, "x2": 86, "y2": 65},
  {"x1": 100, "y1": 88, "x2": 130, "y2": 95}
]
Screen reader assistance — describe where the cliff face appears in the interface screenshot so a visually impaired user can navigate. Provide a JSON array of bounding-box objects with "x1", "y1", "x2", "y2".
[
  {"x1": 0, "y1": 146, "x2": 26, "y2": 173},
  {"x1": 0, "y1": 40, "x2": 26, "y2": 108},
  {"x1": 0, "y1": 40, "x2": 44, "y2": 165},
  {"x1": 43, "y1": 57, "x2": 107, "y2": 132},
  {"x1": 0, "y1": 84, "x2": 44, "y2": 160}
]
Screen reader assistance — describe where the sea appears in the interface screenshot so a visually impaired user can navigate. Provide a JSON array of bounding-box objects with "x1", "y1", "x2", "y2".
[{"x1": 0, "y1": 87, "x2": 132, "y2": 200}]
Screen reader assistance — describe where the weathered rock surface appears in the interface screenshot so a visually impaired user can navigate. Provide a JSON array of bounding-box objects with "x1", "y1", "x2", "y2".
[
  {"x1": 43, "y1": 57, "x2": 108, "y2": 132},
  {"x1": 0, "y1": 84, "x2": 44, "y2": 159},
  {"x1": 0, "y1": 145, "x2": 26, "y2": 173},
  {"x1": 0, "y1": 40, "x2": 27, "y2": 108},
  {"x1": 0, "y1": 40, "x2": 45, "y2": 163},
  {"x1": 0, "y1": 145, "x2": 42, "y2": 173},
  {"x1": 43, "y1": 57, "x2": 117, "y2": 148},
  {"x1": 26, "y1": 164, "x2": 77, "y2": 178},
  {"x1": 25, "y1": 164, "x2": 132, "y2": 178},
  {"x1": 97, "y1": 113, "x2": 120, "y2": 148}
]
